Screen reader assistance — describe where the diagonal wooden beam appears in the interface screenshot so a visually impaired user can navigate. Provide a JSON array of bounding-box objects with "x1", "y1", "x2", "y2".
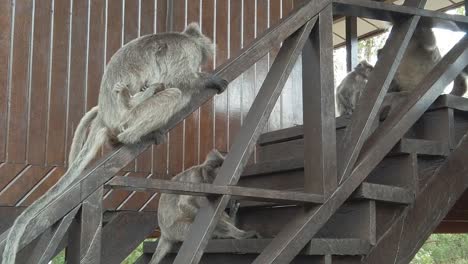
[
  {"x1": 337, "y1": 1, "x2": 423, "y2": 183},
  {"x1": 333, "y1": 0, "x2": 468, "y2": 32},
  {"x1": 364, "y1": 133, "x2": 468, "y2": 263},
  {"x1": 67, "y1": 187, "x2": 103, "y2": 264},
  {"x1": 172, "y1": 19, "x2": 318, "y2": 264},
  {"x1": 303, "y1": 4, "x2": 337, "y2": 196},
  {"x1": 27, "y1": 206, "x2": 80, "y2": 264},
  {"x1": 106, "y1": 176, "x2": 324, "y2": 204},
  {"x1": 252, "y1": 32, "x2": 468, "y2": 264}
]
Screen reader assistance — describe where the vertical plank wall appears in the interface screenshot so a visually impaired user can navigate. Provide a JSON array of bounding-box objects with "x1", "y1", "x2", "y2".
[{"x1": 0, "y1": 0, "x2": 303, "y2": 211}]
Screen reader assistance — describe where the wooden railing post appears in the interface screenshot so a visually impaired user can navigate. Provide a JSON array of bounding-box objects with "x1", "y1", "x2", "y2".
[
  {"x1": 302, "y1": 4, "x2": 337, "y2": 196},
  {"x1": 346, "y1": 16, "x2": 358, "y2": 72},
  {"x1": 67, "y1": 187, "x2": 103, "y2": 264}
]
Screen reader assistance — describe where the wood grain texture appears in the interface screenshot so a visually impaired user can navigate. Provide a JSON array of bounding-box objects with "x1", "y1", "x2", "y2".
[
  {"x1": 0, "y1": 0, "x2": 12, "y2": 162},
  {"x1": 27, "y1": 0, "x2": 53, "y2": 165},
  {"x1": 65, "y1": 0, "x2": 89, "y2": 166},
  {"x1": 7, "y1": 0, "x2": 33, "y2": 163},
  {"x1": 46, "y1": 0, "x2": 71, "y2": 166}
]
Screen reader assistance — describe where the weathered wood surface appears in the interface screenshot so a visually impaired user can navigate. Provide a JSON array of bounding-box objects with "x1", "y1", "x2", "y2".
[
  {"x1": 144, "y1": 238, "x2": 371, "y2": 256},
  {"x1": 101, "y1": 211, "x2": 158, "y2": 264},
  {"x1": 364, "y1": 133, "x2": 468, "y2": 263},
  {"x1": 27, "y1": 206, "x2": 79, "y2": 264},
  {"x1": 106, "y1": 176, "x2": 324, "y2": 204},
  {"x1": 67, "y1": 187, "x2": 103, "y2": 264},
  {"x1": 303, "y1": 4, "x2": 337, "y2": 196},
  {"x1": 337, "y1": 9, "x2": 421, "y2": 184},
  {"x1": 333, "y1": 0, "x2": 468, "y2": 31},
  {"x1": 172, "y1": 18, "x2": 318, "y2": 264},
  {"x1": 252, "y1": 27, "x2": 468, "y2": 264}
]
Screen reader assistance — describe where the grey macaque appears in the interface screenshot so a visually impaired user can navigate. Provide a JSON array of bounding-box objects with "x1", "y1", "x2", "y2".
[
  {"x1": 2, "y1": 23, "x2": 228, "y2": 264},
  {"x1": 150, "y1": 150, "x2": 259, "y2": 264},
  {"x1": 379, "y1": 22, "x2": 466, "y2": 95},
  {"x1": 336, "y1": 60, "x2": 374, "y2": 116}
]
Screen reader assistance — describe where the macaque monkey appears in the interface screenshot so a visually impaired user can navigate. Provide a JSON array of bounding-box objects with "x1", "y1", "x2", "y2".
[
  {"x1": 2, "y1": 23, "x2": 228, "y2": 264},
  {"x1": 150, "y1": 150, "x2": 259, "y2": 264},
  {"x1": 336, "y1": 60, "x2": 374, "y2": 116}
]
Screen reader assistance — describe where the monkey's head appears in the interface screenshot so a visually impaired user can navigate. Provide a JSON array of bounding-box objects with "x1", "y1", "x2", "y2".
[
  {"x1": 183, "y1": 22, "x2": 215, "y2": 66},
  {"x1": 355, "y1": 60, "x2": 373, "y2": 78},
  {"x1": 201, "y1": 149, "x2": 225, "y2": 183}
]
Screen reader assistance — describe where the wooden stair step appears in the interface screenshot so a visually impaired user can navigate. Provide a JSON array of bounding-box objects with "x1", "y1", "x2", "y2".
[
  {"x1": 143, "y1": 238, "x2": 371, "y2": 256},
  {"x1": 105, "y1": 176, "x2": 323, "y2": 204},
  {"x1": 248, "y1": 138, "x2": 447, "y2": 176}
]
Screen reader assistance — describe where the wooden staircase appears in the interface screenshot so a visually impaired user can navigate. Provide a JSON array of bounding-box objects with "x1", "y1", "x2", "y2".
[
  {"x1": 1, "y1": 0, "x2": 468, "y2": 263},
  {"x1": 133, "y1": 95, "x2": 468, "y2": 263}
]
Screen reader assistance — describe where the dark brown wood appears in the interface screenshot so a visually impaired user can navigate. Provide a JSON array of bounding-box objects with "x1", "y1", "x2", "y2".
[
  {"x1": 28, "y1": 206, "x2": 79, "y2": 264},
  {"x1": 251, "y1": 25, "x2": 468, "y2": 264},
  {"x1": 0, "y1": 0, "x2": 11, "y2": 162},
  {"x1": 144, "y1": 238, "x2": 371, "y2": 256},
  {"x1": 67, "y1": 187, "x2": 103, "y2": 264},
  {"x1": 364, "y1": 133, "x2": 468, "y2": 263},
  {"x1": 28, "y1": 0, "x2": 53, "y2": 165},
  {"x1": 366, "y1": 154, "x2": 419, "y2": 192},
  {"x1": 106, "y1": 176, "x2": 323, "y2": 204},
  {"x1": 6, "y1": 0, "x2": 33, "y2": 163},
  {"x1": 173, "y1": 19, "x2": 318, "y2": 264},
  {"x1": 303, "y1": 5, "x2": 337, "y2": 196},
  {"x1": 345, "y1": 16, "x2": 358, "y2": 72},
  {"x1": 333, "y1": 0, "x2": 468, "y2": 32},
  {"x1": 46, "y1": 0, "x2": 70, "y2": 166},
  {"x1": 337, "y1": 11, "x2": 421, "y2": 184},
  {"x1": 353, "y1": 183, "x2": 413, "y2": 205},
  {"x1": 101, "y1": 211, "x2": 158, "y2": 264},
  {"x1": 0, "y1": 206, "x2": 25, "y2": 234}
]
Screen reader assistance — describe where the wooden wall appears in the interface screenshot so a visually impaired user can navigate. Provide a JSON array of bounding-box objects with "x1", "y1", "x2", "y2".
[{"x1": 0, "y1": 0, "x2": 304, "y2": 211}]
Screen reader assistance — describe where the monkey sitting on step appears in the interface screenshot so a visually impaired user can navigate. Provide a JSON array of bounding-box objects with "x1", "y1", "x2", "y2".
[
  {"x1": 150, "y1": 150, "x2": 260, "y2": 264},
  {"x1": 336, "y1": 60, "x2": 374, "y2": 116}
]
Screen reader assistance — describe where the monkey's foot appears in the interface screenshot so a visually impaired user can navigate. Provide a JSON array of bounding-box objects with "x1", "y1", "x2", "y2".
[{"x1": 207, "y1": 75, "x2": 229, "y2": 94}]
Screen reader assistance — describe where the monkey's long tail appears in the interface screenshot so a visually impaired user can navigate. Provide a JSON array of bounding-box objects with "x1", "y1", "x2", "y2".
[
  {"x1": 149, "y1": 236, "x2": 173, "y2": 264},
  {"x1": 2, "y1": 119, "x2": 108, "y2": 264},
  {"x1": 68, "y1": 106, "x2": 99, "y2": 165}
]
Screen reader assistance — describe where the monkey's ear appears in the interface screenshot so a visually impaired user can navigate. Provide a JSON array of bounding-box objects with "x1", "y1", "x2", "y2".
[
  {"x1": 203, "y1": 149, "x2": 225, "y2": 169},
  {"x1": 183, "y1": 23, "x2": 203, "y2": 38}
]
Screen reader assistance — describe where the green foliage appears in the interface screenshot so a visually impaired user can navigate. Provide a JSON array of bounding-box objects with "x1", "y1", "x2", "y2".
[
  {"x1": 51, "y1": 250, "x2": 65, "y2": 264},
  {"x1": 122, "y1": 242, "x2": 144, "y2": 264},
  {"x1": 412, "y1": 234, "x2": 468, "y2": 264}
]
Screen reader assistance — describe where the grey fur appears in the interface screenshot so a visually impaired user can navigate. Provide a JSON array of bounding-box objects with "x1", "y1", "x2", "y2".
[
  {"x1": 2, "y1": 22, "x2": 227, "y2": 264},
  {"x1": 150, "y1": 150, "x2": 259, "y2": 264},
  {"x1": 68, "y1": 106, "x2": 99, "y2": 165},
  {"x1": 336, "y1": 60, "x2": 374, "y2": 116}
]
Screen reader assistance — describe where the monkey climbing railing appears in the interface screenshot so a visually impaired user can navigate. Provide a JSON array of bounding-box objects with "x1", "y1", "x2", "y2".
[{"x1": 1, "y1": 0, "x2": 468, "y2": 263}]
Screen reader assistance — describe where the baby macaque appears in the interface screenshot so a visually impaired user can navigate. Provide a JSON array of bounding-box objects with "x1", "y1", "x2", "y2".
[
  {"x1": 336, "y1": 60, "x2": 374, "y2": 116},
  {"x1": 114, "y1": 81, "x2": 166, "y2": 109},
  {"x1": 150, "y1": 150, "x2": 259, "y2": 264}
]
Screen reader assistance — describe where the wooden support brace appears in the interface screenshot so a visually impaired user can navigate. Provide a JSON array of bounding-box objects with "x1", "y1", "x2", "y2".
[
  {"x1": 172, "y1": 18, "x2": 318, "y2": 264},
  {"x1": 106, "y1": 176, "x2": 324, "y2": 204},
  {"x1": 67, "y1": 187, "x2": 103, "y2": 264},
  {"x1": 27, "y1": 206, "x2": 80, "y2": 264},
  {"x1": 252, "y1": 25, "x2": 468, "y2": 264},
  {"x1": 303, "y1": 4, "x2": 337, "y2": 196}
]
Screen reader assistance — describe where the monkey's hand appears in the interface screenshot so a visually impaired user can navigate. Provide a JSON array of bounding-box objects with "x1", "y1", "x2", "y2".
[{"x1": 206, "y1": 75, "x2": 229, "y2": 94}]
